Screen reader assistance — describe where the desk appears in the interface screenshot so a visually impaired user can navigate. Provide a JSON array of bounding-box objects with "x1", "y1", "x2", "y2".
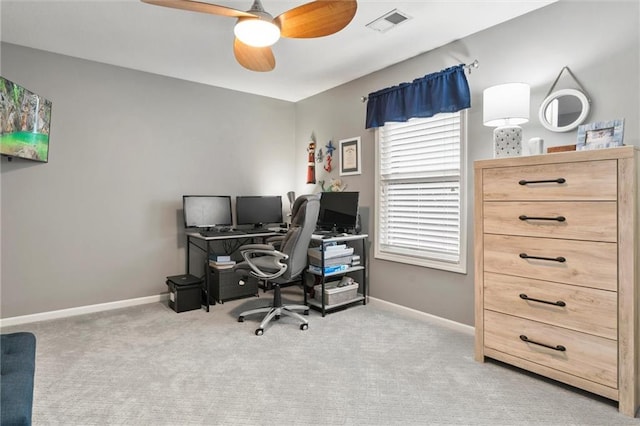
[
  {"x1": 305, "y1": 233, "x2": 368, "y2": 316},
  {"x1": 186, "y1": 231, "x2": 280, "y2": 311}
]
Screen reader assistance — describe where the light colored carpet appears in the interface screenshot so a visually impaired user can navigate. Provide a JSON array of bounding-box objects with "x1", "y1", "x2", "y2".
[{"x1": 3, "y1": 288, "x2": 638, "y2": 425}]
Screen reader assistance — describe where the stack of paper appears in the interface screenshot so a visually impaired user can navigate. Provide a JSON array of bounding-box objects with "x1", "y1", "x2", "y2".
[
  {"x1": 209, "y1": 254, "x2": 236, "y2": 269},
  {"x1": 307, "y1": 244, "x2": 354, "y2": 267},
  {"x1": 308, "y1": 264, "x2": 350, "y2": 275}
]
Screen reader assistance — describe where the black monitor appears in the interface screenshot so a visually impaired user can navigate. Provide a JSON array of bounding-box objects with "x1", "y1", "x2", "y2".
[
  {"x1": 182, "y1": 195, "x2": 232, "y2": 229},
  {"x1": 236, "y1": 196, "x2": 283, "y2": 229},
  {"x1": 317, "y1": 191, "x2": 359, "y2": 232}
]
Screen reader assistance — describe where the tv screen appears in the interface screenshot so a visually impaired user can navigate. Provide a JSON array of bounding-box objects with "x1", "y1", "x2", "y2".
[
  {"x1": 183, "y1": 195, "x2": 232, "y2": 228},
  {"x1": 236, "y1": 196, "x2": 283, "y2": 228},
  {"x1": 0, "y1": 77, "x2": 52, "y2": 163},
  {"x1": 317, "y1": 191, "x2": 359, "y2": 232}
]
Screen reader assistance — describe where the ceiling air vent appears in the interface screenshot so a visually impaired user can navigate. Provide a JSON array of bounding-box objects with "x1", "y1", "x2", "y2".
[{"x1": 366, "y1": 9, "x2": 411, "y2": 33}]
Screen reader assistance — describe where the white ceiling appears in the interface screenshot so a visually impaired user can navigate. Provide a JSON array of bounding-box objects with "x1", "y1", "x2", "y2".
[{"x1": 1, "y1": 0, "x2": 556, "y2": 102}]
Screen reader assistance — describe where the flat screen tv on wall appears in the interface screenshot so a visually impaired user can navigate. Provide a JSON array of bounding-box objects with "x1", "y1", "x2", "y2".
[{"x1": 0, "y1": 77, "x2": 52, "y2": 163}]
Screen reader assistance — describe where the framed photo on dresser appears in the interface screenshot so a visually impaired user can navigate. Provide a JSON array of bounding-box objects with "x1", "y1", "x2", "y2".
[{"x1": 576, "y1": 118, "x2": 624, "y2": 151}]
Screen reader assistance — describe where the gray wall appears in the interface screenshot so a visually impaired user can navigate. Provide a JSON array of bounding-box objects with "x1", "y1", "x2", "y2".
[
  {"x1": 1, "y1": 43, "x2": 296, "y2": 318},
  {"x1": 2, "y1": 1, "x2": 639, "y2": 324},
  {"x1": 294, "y1": 1, "x2": 640, "y2": 325}
]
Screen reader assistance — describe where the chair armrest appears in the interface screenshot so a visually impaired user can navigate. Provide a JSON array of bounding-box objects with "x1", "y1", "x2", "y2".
[
  {"x1": 236, "y1": 244, "x2": 289, "y2": 280},
  {"x1": 238, "y1": 243, "x2": 275, "y2": 253}
]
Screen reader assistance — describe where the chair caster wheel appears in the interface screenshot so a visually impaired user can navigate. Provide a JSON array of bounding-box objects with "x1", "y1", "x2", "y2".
[
  {"x1": 300, "y1": 323, "x2": 308, "y2": 331},
  {"x1": 255, "y1": 328, "x2": 264, "y2": 336},
  {"x1": 238, "y1": 316, "x2": 244, "y2": 322},
  {"x1": 303, "y1": 310, "x2": 309, "y2": 316}
]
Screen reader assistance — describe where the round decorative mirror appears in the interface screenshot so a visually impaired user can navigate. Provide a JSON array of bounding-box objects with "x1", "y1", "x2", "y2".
[{"x1": 539, "y1": 88, "x2": 590, "y2": 132}]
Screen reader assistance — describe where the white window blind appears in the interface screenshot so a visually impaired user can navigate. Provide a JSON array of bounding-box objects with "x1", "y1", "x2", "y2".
[{"x1": 375, "y1": 111, "x2": 467, "y2": 273}]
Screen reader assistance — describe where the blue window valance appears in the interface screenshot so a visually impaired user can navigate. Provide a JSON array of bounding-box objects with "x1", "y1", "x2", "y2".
[{"x1": 365, "y1": 64, "x2": 471, "y2": 129}]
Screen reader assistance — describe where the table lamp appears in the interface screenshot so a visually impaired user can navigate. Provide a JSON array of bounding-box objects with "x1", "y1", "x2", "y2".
[{"x1": 483, "y1": 83, "x2": 530, "y2": 158}]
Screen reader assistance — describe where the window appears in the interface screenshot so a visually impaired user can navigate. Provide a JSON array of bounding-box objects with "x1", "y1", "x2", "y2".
[{"x1": 375, "y1": 111, "x2": 467, "y2": 273}]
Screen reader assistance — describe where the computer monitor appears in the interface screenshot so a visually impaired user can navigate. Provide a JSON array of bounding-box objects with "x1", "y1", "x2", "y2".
[
  {"x1": 317, "y1": 191, "x2": 359, "y2": 232},
  {"x1": 182, "y1": 195, "x2": 232, "y2": 229},
  {"x1": 236, "y1": 196, "x2": 283, "y2": 228}
]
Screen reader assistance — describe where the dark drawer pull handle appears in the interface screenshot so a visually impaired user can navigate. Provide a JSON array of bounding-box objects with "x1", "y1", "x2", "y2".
[
  {"x1": 519, "y1": 293, "x2": 566, "y2": 307},
  {"x1": 519, "y1": 215, "x2": 566, "y2": 222},
  {"x1": 519, "y1": 253, "x2": 566, "y2": 263},
  {"x1": 519, "y1": 178, "x2": 566, "y2": 185},
  {"x1": 520, "y1": 335, "x2": 566, "y2": 352}
]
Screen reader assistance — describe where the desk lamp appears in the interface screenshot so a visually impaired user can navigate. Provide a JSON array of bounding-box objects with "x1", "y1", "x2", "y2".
[{"x1": 483, "y1": 83, "x2": 530, "y2": 158}]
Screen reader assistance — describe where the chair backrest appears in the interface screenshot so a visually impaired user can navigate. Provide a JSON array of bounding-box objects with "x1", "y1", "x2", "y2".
[{"x1": 276, "y1": 194, "x2": 320, "y2": 282}]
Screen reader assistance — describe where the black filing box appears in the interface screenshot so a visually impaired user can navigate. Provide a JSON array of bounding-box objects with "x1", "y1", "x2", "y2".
[
  {"x1": 166, "y1": 274, "x2": 203, "y2": 313},
  {"x1": 209, "y1": 267, "x2": 258, "y2": 303}
]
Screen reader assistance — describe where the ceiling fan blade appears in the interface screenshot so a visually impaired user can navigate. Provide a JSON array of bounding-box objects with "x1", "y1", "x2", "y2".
[
  {"x1": 276, "y1": 0, "x2": 357, "y2": 39},
  {"x1": 233, "y1": 38, "x2": 276, "y2": 72},
  {"x1": 141, "y1": 0, "x2": 256, "y2": 18}
]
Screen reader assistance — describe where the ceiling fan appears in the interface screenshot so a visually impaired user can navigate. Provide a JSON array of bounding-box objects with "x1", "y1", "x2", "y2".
[{"x1": 141, "y1": 0, "x2": 358, "y2": 72}]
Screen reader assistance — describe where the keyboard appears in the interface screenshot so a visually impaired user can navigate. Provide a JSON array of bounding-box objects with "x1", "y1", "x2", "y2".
[
  {"x1": 200, "y1": 230, "x2": 245, "y2": 237},
  {"x1": 242, "y1": 229, "x2": 272, "y2": 234},
  {"x1": 313, "y1": 232, "x2": 352, "y2": 239}
]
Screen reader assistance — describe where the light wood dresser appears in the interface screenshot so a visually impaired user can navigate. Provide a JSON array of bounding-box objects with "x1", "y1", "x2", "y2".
[{"x1": 474, "y1": 146, "x2": 639, "y2": 417}]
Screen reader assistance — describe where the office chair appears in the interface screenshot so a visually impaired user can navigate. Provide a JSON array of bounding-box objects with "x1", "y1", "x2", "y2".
[{"x1": 236, "y1": 194, "x2": 320, "y2": 335}]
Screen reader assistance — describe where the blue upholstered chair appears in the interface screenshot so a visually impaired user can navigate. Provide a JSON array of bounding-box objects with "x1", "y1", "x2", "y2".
[{"x1": 1, "y1": 332, "x2": 37, "y2": 426}]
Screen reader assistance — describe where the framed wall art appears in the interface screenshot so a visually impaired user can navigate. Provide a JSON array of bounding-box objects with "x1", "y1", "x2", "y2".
[
  {"x1": 576, "y1": 118, "x2": 625, "y2": 151},
  {"x1": 339, "y1": 136, "x2": 361, "y2": 176},
  {"x1": 0, "y1": 76, "x2": 53, "y2": 163}
]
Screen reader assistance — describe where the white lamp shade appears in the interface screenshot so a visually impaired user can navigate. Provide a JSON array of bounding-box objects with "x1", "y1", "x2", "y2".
[
  {"x1": 234, "y1": 17, "x2": 281, "y2": 47},
  {"x1": 483, "y1": 83, "x2": 530, "y2": 127}
]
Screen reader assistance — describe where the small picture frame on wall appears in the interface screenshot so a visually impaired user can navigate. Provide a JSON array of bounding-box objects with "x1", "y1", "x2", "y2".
[
  {"x1": 576, "y1": 119, "x2": 625, "y2": 151},
  {"x1": 339, "y1": 137, "x2": 361, "y2": 176}
]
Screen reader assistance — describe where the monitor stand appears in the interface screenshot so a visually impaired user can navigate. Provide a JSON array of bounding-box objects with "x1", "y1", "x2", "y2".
[{"x1": 316, "y1": 225, "x2": 343, "y2": 237}]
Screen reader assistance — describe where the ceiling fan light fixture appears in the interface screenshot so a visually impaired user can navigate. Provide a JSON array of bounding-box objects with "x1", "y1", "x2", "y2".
[
  {"x1": 234, "y1": 16, "x2": 281, "y2": 48},
  {"x1": 142, "y1": 0, "x2": 357, "y2": 72}
]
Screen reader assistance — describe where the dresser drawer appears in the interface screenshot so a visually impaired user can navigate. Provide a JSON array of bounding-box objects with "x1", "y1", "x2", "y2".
[
  {"x1": 483, "y1": 201, "x2": 617, "y2": 242},
  {"x1": 484, "y1": 234, "x2": 617, "y2": 291},
  {"x1": 482, "y1": 160, "x2": 617, "y2": 201},
  {"x1": 484, "y1": 272, "x2": 617, "y2": 340},
  {"x1": 484, "y1": 310, "x2": 618, "y2": 388}
]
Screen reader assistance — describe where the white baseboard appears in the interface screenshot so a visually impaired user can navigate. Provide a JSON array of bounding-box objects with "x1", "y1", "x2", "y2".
[
  {"x1": 1, "y1": 293, "x2": 473, "y2": 335},
  {"x1": 368, "y1": 296, "x2": 474, "y2": 335},
  {"x1": 0, "y1": 294, "x2": 169, "y2": 328}
]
